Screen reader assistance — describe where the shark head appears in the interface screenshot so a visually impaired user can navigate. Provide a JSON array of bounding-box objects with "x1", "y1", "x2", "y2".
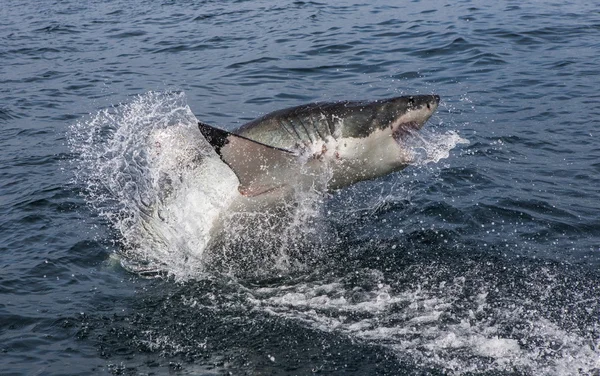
[
  {"x1": 198, "y1": 95, "x2": 440, "y2": 197},
  {"x1": 333, "y1": 94, "x2": 440, "y2": 140},
  {"x1": 311, "y1": 95, "x2": 440, "y2": 189}
]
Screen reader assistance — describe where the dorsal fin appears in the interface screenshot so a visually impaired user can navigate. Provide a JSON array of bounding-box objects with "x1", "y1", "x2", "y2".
[
  {"x1": 198, "y1": 121, "x2": 230, "y2": 154},
  {"x1": 198, "y1": 121, "x2": 300, "y2": 197}
]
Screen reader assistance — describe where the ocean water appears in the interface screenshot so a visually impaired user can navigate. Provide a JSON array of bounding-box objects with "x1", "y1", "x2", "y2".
[{"x1": 1, "y1": 0, "x2": 600, "y2": 375}]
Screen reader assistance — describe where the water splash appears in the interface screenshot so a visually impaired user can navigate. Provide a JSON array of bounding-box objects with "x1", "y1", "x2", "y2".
[
  {"x1": 407, "y1": 128, "x2": 470, "y2": 166},
  {"x1": 67, "y1": 92, "x2": 333, "y2": 279},
  {"x1": 68, "y1": 91, "x2": 235, "y2": 279}
]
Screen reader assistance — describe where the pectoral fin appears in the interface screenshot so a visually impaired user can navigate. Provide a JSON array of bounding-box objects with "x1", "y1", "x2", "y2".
[{"x1": 198, "y1": 121, "x2": 299, "y2": 197}]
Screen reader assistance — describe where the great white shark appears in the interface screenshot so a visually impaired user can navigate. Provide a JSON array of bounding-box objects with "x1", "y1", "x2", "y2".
[{"x1": 197, "y1": 94, "x2": 440, "y2": 204}]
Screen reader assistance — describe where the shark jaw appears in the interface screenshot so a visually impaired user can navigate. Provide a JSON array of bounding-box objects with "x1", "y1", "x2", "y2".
[
  {"x1": 390, "y1": 96, "x2": 440, "y2": 143},
  {"x1": 319, "y1": 95, "x2": 440, "y2": 189},
  {"x1": 198, "y1": 94, "x2": 440, "y2": 198}
]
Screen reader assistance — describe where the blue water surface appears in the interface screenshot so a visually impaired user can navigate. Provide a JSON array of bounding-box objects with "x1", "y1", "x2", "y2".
[{"x1": 1, "y1": 0, "x2": 599, "y2": 375}]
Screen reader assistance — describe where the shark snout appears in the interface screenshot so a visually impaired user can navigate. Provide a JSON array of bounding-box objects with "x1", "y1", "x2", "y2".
[
  {"x1": 430, "y1": 95, "x2": 440, "y2": 110},
  {"x1": 407, "y1": 94, "x2": 440, "y2": 112},
  {"x1": 429, "y1": 95, "x2": 440, "y2": 112},
  {"x1": 390, "y1": 95, "x2": 440, "y2": 142}
]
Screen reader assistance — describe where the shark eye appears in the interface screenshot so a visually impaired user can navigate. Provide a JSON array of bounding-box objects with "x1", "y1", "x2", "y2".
[{"x1": 427, "y1": 103, "x2": 431, "y2": 109}]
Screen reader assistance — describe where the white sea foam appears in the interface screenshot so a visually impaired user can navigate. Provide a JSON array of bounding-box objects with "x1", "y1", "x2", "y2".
[{"x1": 246, "y1": 268, "x2": 600, "y2": 375}]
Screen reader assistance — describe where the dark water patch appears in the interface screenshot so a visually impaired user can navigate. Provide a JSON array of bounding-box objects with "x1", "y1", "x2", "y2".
[
  {"x1": 522, "y1": 25, "x2": 589, "y2": 42},
  {"x1": 544, "y1": 59, "x2": 577, "y2": 70},
  {"x1": 278, "y1": 63, "x2": 387, "y2": 76},
  {"x1": 225, "y1": 57, "x2": 280, "y2": 69},
  {"x1": 382, "y1": 28, "x2": 439, "y2": 41},
  {"x1": 8, "y1": 186, "x2": 83, "y2": 216},
  {"x1": 191, "y1": 8, "x2": 259, "y2": 23},
  {"x1": 63, "y1": 83, "x2": 95, "y2": 91},
  {"x1": 35, "y1": 24, "x2": 81, "y2": 34},
  {"x1": 7, "y1": 153, "x2": 62, "y2": 168},
  {"x1": 42, "y1": 240, "x2": 113, "y2": 274},
  {"x1": 273, "y1": 92, "x2": 314, "y2": 101},
  {"x1": 489, "y1": 30, "x2": 540, "y2": 47},
  {"x1": 243, "y1": 96, "x2": 279, "y2": 105},
  {"x1": 390, "y1": 71, "x2": 423, "y2": 80},
  {"x1": 186, "y1": 42, "x2": 228, "y2": 52},
  {"x1": 21, "y1": 70, "x2": 70, "y2": 83},
  {"x1": 0, "y1": 107, "x2": 20, "y2": 123},
  {"x1": 470, "y1": 52, "x2": 508, "y2": 67},
  {"x1": 304, "y1": 42, "x2": 357, "y2": 56},
  {"x1": 434, "y1": 164, "x2": 498, "y2": 188},
  {"x1": 407, "y1": 37, "x2": 480, "y2": 59},
  {"x1": 468, "y1": 200, "x2": 584, "y2": 244},
  {"x1": 5, "y1": 47, "x2": 65, "y2": 57},
  {"x1": 0, "y1": 314, "x2": 41, "y2": 331},
  {"x1": 108, "y1": 30, "x2": 147, "y2": 39},
  {"x1": 106, "y1": 9, "x2": 124, "y2": 16},
  {"x1": 293, "y1": 0, "x2": 326, "y2": 7},
  {"x1": 53, "y1": 113, "x2": 84, "y2": 122}
]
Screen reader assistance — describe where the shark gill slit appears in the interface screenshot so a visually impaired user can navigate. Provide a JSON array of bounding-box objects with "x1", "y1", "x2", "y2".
[
  {"x1": 277, "y1": 117, "x2": 300, "y2": 143},
  {"x1": 307, "y1": 112, "x2": 326, "y2": 142},
  {"x1": 284, "y1": 117, "x2": 305, "y2": 144},
  {"x1": 294, "y1": 116, "x2": 315, "y2": 144},
  {"x1": 322, "y1": 111, "x2": 337, "y2": 140}
]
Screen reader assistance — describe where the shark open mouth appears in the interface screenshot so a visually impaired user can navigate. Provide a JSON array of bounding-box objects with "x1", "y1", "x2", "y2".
[{"x1": 392, "y1": 121, "x2": 421, "y2": 144}]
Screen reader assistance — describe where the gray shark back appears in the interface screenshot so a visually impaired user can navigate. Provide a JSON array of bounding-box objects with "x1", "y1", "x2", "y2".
[
  {"x1": 235, "y1": 96, "x2": 438, "y2": 150},
  {"x1": 235, "y1": 102, "x2": 343, "y2": 150}
]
